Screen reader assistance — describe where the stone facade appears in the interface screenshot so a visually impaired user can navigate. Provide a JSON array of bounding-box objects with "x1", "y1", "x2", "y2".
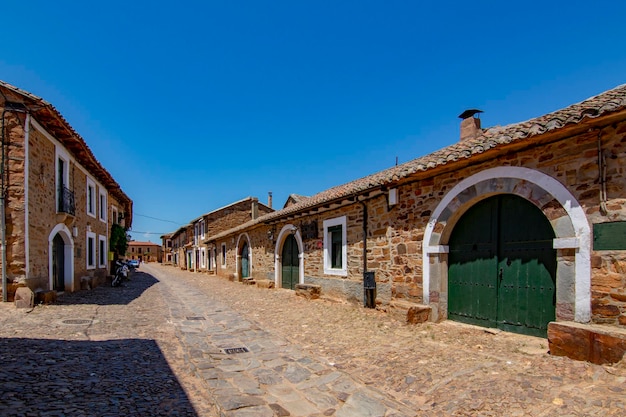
[
  {"x1": 0, "y1": 81, "x2": 132, "y2": 299},
  {"x1": 165, "y1": 197, "x2": 272, "y2": 273}
]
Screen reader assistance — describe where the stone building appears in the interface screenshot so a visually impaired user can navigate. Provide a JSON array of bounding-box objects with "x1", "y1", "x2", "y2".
[
  {"x1": 126, "y1": 241, "x2": 161, "y2": 263},
  {"x1": 163, "y1": 197, "x2": 272, "y2": 272},
  {"x1": 0, "y1": 81, "x2": 132, "y2": 300},
  {"x1": 197, "y1": 83, "x2": 626, "y2": 364}
]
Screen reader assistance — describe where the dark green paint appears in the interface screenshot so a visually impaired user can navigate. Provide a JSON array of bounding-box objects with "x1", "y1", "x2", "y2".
[
  {"x1": 448, "y1": 195, "x2": 556, "y2": 337},
  {"x1": 593, "y1": 221, "x2": 626, "y2": 250},
  {"x1": 281, "y1": 235, "x2": 299, "y2": 290},
  {"x1": 241, "y1": 243, "x2": 249, "y2": 278}
]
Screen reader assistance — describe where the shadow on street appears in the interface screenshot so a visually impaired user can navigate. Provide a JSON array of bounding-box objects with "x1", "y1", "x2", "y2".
[
  {"x1": 0, "y1": 337, "x2": 199, "y2": 416},
  {"x1": 55, "y1": 271, "x2": 158, "y2": 306}
]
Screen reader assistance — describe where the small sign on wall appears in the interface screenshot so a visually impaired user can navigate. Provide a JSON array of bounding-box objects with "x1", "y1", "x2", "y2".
[{"x1": 593, "y1": 221, "x2": 626, "y2": 250}]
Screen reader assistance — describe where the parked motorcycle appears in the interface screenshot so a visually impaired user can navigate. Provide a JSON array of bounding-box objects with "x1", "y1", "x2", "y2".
[{"x1": 112, "y1": 260, "x2": 129, "y2": 287}]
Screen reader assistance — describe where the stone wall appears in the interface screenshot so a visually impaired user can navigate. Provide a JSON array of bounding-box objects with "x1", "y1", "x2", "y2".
[
  {"x1": 2, "y1": 110, "x2": 27, "y2": 283},
  {"x1": 25, "y1": 126, "x2": 57, "y2": 290},
  {"x1": 25, "y1": 120, "x2": 112, "y2": 292}
]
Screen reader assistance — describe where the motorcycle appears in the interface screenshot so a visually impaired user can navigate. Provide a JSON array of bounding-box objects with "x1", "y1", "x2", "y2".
[{"x1": 111, "y1": 260, "x2": 129, "y2": 287}]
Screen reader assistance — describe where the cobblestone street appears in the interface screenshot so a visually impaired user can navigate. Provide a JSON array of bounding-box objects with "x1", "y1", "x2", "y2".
[{"x1": 1, "y1": 263, "x2": 625, "y2": 416}]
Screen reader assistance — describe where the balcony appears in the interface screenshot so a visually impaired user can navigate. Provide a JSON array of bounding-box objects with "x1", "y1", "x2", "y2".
[{"x1": 56, "y1": 186, "x2": 75, "y2": 225}]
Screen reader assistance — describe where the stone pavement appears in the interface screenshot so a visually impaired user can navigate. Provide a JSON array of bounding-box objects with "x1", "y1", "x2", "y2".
[{"x1": 1, "y1": 263, "x2": 625, "y2": 416}]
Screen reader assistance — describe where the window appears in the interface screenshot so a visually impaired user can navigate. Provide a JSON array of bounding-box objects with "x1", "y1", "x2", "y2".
[
  {"x1": 200, "y1": 248, "x2": 206, "y2": 268},
  {"x1": 99, "y1": 190, "x2": 107, "y2": 222},
  {"x1": 112, "y1": 206, "x2": 118, "y2": 225},
  {"x1": 138, "y1": 247, "x2": 142, "y2": 254},
  {"x1": 87, "y1": 232, "x2": 96, "y2": 269},
  {"x1": 98, "y1": 235, "x2": 107, "y2": 268},
  {"x1": 86, "y1": 178, "x2": 96, "y2": 217},
  {"x1": 221, "y1": 244, "x2": 227, "y2": 266},
  {"x1": 323, "y1": 216, "x2": 347, "y2": 276},
  {"x1": 200, "y1": 220, "x2": 205, "y2": 239}
]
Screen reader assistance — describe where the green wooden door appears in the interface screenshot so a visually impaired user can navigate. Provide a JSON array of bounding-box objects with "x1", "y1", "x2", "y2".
[
  {"x1": 449, "y1": 195, "x2": 556, "y2": 337},
  {"x1": 241, "y1": 243, "x2": 249, "y2": 278},
  {"x1": 281, "y1": 235, "x2": 299, "y2": 290}
]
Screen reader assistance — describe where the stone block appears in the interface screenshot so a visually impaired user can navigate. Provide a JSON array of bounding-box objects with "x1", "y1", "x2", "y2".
[
  {"x1": 295, "y1": 283, "x2": 321, "y2": 300},
  {"x1": 390, "y1": 300, "x2": 431, "y2": 324},
  {"x1": 242, "y1": 278, "x2": 256, "y2": 285},
  {"x1": 80, "y1": 276, "x2": 93, "y2": 290},
  {"x1": 548, "y1": 321, "x2": 626, "y2": 365},
  {"x1": 35, "y1": 290, "x2": 57, "y2": 305},
  {"x1": 14, "y1": 286, "x2": 34, "y2": 309},
  {"x1": 256, "y1": 279, "x2": 275, "y2": 289}
]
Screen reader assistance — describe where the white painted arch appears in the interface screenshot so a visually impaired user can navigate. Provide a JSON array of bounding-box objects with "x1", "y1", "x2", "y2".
[
  {"x1": 423, "y1": 166, "x2": 591, "y2": 323},
  {"x1": 48, "y1": 223, "x2": 75, "y2": 292},
  {"x1": 235, "y1": 232, "x2": 252, "y2": 280},
  {"x1": 274, "y1": 224, "x2": 304, "y2": 289}
]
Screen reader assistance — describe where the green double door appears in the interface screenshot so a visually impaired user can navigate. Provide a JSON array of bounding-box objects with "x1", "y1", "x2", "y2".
[
  {"x1": 448, "y1": 194, "x2": 556, "y2": 337},
  {"x1": 281, "y1": 235, "x2": 299, "y2": 290}
]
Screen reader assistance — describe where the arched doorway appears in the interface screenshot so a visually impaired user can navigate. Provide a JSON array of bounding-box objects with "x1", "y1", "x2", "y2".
[
  {"x1": 52, "y1": 233, "x2": 65, "y2": 291},
  {"x1": 48, "y1": 224, "x2": 74, "y2": 292},
  {"x1": 448, "y1": 194, "x2": 557, "y2": 337},
  {"x1": 240, "y1": 242, "x2": 250, "y2": 278},
  {"x1": 281, "y1": 234, "x2": 299, "y2": 290}
]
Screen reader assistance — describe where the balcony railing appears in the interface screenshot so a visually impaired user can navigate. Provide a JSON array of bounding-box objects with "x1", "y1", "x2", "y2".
[{"x1": 58, "y1": 186, "x2": 76, "y2": 216}]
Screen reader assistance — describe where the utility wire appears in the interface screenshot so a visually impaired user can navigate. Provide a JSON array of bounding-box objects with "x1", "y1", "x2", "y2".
[{"x1": 133, "y1": 213, "x2": 183, "y2": 225}]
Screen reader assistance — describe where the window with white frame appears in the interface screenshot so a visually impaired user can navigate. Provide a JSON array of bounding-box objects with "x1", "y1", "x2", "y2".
[
  {"x1": 201, "y1": 247, "x2": 206, "y2": 268},
  {"x1": 55, "y1": 147, "x2": 71, "y2": 212},
  {"x1": 98, "y1": 235, "x2": 107, "y2": 268},
  {"x1": 200, "y1": 220, "x2": 205, "y2": 239},
  {"x1": 323, "y1": 216, "x2": 347, "y2": 276},
  {"x1": 221, "y1": 243, "x2": 227, "y2": 266},
  {"x1": 86, "y1": 178, "x2": 96, "y2": 217},
  {"x1": 99, "y1": 190, "x2": 107, "y2": 222},
  {"x1": 87, "y1": 231, "x2": 96, "y2": 269}
]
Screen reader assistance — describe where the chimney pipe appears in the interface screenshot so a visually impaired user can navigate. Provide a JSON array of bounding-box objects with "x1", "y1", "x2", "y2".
[
  {"x1": 251, "y1": 197, "x2": 259, "y2": 220},
  {"x1": 268, "y1": 191, "x2": 273, "y2": 209},
  {"x1": 458, "y1": 109, "x2": 483, "y2": 142}
]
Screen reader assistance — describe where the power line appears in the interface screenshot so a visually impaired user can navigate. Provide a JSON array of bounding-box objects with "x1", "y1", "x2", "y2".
[{"x1": 133, "y1": 213, "x2": 182, "y2": 224}]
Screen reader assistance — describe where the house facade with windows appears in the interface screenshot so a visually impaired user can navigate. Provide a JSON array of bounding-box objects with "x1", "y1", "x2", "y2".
[
  {"x1": 161, "y1": 233, "x2": 173, "y2": 265},
  {"x1": 0, "y1": 81, "x2": 132, "y2": 299},
  {"x1": 202, "y1": 83, "x2": 626, "y2": 363},
  {"x1": 163, "y1": 197, "x2": 273, "y2": 273},
  {"x1": 126, "y1": 241, "x2": 161, "y2": 263}
]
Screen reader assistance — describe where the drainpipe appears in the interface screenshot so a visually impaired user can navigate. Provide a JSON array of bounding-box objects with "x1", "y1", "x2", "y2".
[
  {"x1": 597, "y1": 129, "x2": 608, "y2": 215},
  {"x1": 361, "y1": 199, "x2": 375, "y2": 308}
]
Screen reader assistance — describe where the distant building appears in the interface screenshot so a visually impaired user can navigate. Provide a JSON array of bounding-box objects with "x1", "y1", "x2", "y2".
[
  {"x1": 126, "y1": 241, "x2": 162, "y2": 263},
  {"x1": 162, "y1": 197, "x2": 272, "y2": 273}
]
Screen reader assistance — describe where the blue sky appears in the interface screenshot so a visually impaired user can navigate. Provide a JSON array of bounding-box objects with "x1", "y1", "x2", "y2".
[{"x1": 2, "y1": 1, "x2": 626, "y2": 243}]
